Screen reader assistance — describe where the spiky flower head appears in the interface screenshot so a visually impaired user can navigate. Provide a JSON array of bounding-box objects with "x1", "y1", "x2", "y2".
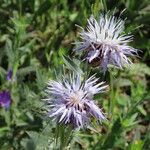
[
  {"x1": 44, "y1": 74, "x2": 108, "y2": 129},
  {"x1": 75, "y1": 13, "x2": 138, "y2": 72}
]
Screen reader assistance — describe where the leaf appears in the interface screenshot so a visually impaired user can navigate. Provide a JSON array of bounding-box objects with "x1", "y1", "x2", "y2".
[
  {"x1": 11, "y1": 17, "x2": 28, "y2": 30},
  {"x1": 0, "y1": 127, "x2": 10, "y2": 133},
  {"x1": 100, "y1": 118, "x2": 122, "y2": 149},
  {"x1": 113, "y1": 78, "x2": 133, "y2": 87},
  {"x1": 130, "y1": 140, "x2": 144, "y2": 150},
  {"x1": 5, "y1": 38, "x2": 14, "y2": 65},
  {"x1": 0, "y1": 67, "x2": 7, "y2": 76},
  {"x1": 122, "y1": 113, "x2": 138, "y2": 128},
  {"x1": 17, "y1": 66, "x2": 36, "y2": 77},
  {"x1": 128, "y1": 63, "x2": 150, "y2": 76},
  {"x1": 26, "y1": 139, "x2": 36, "y2": 150},
  {"x1": 116, "y1": 94, "x2": 129, "y2": 106},
  {"x1": 21, "y1": 138, "x2": 36, "y2": 150},
  {"x1": 36, "y1": 69, "x2": 49, "y2": 90},
  {"x1": 25, "y1": 125, "x2": 53, "y2": 150},
  {"x1": 62, "y1": 55, "x2": 83, "y2": 74},
  {"x1": 33, "y1": 0, "x2": 51, "y2": 19},
  {"x1": 137, "y1": 105, "x2": 147, "y2": 116},
  {"x1": 69, "y1": 13, "x2": 78, "y2": 21}
]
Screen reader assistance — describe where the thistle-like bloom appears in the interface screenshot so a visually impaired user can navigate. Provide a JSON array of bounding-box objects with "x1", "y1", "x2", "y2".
[
  {"x1": 75, "y1": 14, "x2": 138, "y2": 72},
  {"x1": 45, "y1": 74, "x2": 108, "y2": 129},
  {"x1": 0, "y1": 91, "x2": 11, "y2": 109}
]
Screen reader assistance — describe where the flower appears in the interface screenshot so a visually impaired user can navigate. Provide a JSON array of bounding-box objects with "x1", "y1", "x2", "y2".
[
  {"x1": 44, "y1": 74, "x2": 108, "y2": 129},
  {"x1": 7, "y1": 69, "x2": 13, "y2": 81},
  {"x1": 74, "y1": 14, "x2": 138, "y2": 72},
  {"x1": 0, "y1": 91, "x2": 11, "y2": 109}
]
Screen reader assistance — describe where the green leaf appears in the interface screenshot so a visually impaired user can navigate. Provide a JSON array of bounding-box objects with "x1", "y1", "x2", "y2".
[
  {"x1": 116, "y1": 94, "x2": 129, "y2": 106},
  {"x1": 122, "y1": 113, "x2": 138, "y2": 128},
  {"x1": 113, "y1": 78, "x2": 133, "y2": 87},
  {"x1": 100, "y1": 118, "x2": 122, "y2": 149},
  {"x1": 17, "y1": 66, "x2": 36, "y2": 77},
  {"x1": 128, "y1": 63, "x2": 150, "y2": 76},
  {"x1": 62, "y1": 55, "x2": 83, "y2": 74},
  {"x1": 33, "y1": 0, "x2": 51, "y2": 19},
  {"x1": 130, "y1": 140, "x2": 144, "y2": 150},
  {"x1": 137, "y1": 105, "x2": 147, "y2": 116}
]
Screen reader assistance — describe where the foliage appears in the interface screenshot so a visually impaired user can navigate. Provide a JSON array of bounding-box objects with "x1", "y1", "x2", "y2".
[{"x1": 0, "y1": 0, "x2": 149, "y2": 150}]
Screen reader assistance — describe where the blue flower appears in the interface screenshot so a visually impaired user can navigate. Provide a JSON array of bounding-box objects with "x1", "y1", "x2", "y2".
[
  {"x1": 44, "y1": 74, "x2": 108, "y2": 129},
  {"x1": 0, "y1": 91, "x2": 11, "y2": 109},
  {"x1": 75, "y1": 14, "x2": 138, "y2": 72}
]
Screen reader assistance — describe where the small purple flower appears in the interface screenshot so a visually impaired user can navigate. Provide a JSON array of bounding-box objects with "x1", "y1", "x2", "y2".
[
  {"x1": 44, "y1": 74, "x2": 108, "y2": 129},
  {"x1": 74, "y1": 14, "x2": 138, "y2": 72},
  {"x1": 0, "y1": 91, "x2": 11, "y2": 109},
  {"x1": 7, "y1": 69, "x2": 13, "y2": 81}
]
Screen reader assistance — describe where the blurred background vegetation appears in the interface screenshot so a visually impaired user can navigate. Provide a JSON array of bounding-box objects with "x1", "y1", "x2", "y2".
[{"x1": 0, "y1": 0, "x2": 150, "y2": 149}]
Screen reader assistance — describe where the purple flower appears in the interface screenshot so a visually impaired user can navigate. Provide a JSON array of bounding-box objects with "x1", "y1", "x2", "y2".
[
  {"x1": 7, "y1": 69, "x2": 13, "y2": 81},
  {"x1": 44, "y1": 74, "x2": 108, "y2": 129},
  {"x1": 74, "y1": 14, "x2": 138, "y2": 72},
  {"x1": 0, "y1": 91, "x2": 11, "y2": 109}
]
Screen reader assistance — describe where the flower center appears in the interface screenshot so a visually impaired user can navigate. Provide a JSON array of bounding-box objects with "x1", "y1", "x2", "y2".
[
  {"x1": 70, "y1": 95, "x2": 80, "y2": 105},
  {"x1": 66, "y1": 91, "x2": 86, "y2": 111}
]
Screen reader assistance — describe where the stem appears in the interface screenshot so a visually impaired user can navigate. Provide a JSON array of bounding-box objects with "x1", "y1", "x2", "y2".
[
  {"x1": 60, "y1": 126, "x2": 72, "y2": 150},
  {"x1": 109, "y1": 72, "x2": 115, "y2": 119},
  {"x1": 54, "y1": 124, "x2": 73, "y2": 150},
  {"x1": 19, "y1": 0, "x2": 22, "y2": 16}
]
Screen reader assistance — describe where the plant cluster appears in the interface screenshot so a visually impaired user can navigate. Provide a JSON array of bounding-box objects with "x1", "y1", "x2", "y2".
[{"x1": 0, "y1": 0, "x2": 149, "y2": 150}]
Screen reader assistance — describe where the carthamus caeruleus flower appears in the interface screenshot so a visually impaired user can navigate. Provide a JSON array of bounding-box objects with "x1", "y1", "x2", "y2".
[
  {"x1": 44, "y1": 74, "x2": 108, "y2": 129},
  {"x1": 75, "y1": 14, "x2": 138, "y2": 72},
  {"x1": 0, "y1": 91, "x2": 11, "y2": 109}
]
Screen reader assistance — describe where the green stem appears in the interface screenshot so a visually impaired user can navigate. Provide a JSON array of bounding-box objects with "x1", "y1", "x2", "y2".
[
  {"x1": 109, "y1": 72, "x2": 115, "y2": 119},
  {"x1": 55, "y1": 124, "x2": 73, "y2": 150}
]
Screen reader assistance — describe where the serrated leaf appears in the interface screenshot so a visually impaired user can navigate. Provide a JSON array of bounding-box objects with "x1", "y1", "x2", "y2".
[
  {"x1": 62, "y1": 55, "x2": 83, "y2": 74},
  {"x1": 114, "y1": 78, "x2": 133, "y2": 87},
  {"x1": 137, "y1": 105, "x2": 147, "y2": 116},
  {"x1": 123, "y1": 113, "x2": 138, "y2": 127},
  {"x1": 17, "y1": 66, "x2": 36, "y2": 77},
  {"x1": 129, "y1": 63, "x2": 150, "y2": 76},
  {"x1": 100, "y1": 118, "x2": 122, "y2": 149}
]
